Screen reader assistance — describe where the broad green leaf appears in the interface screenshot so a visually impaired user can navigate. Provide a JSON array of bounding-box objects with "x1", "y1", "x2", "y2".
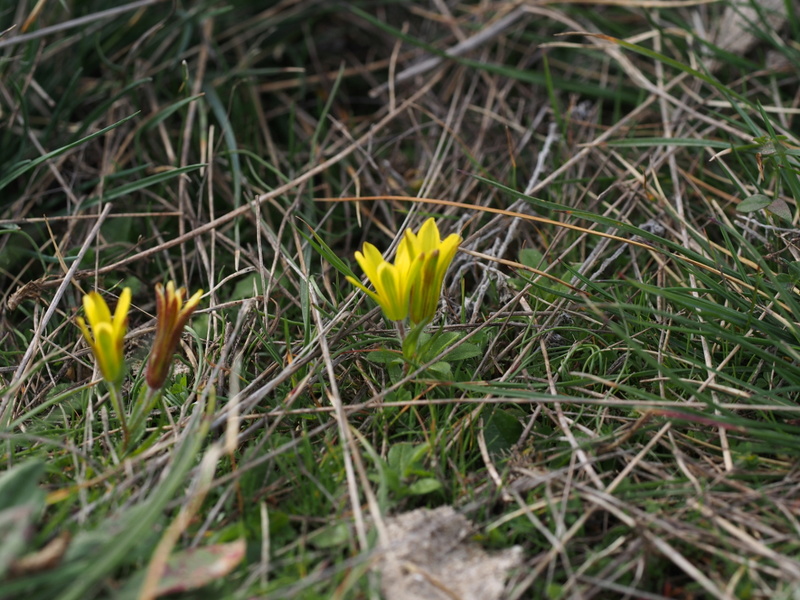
[
  {"x1": 737, "y1": 194, "x2": 772, "y2": 213},
  {"x1": 444, "y1": 343, "x2": 482, "y2": 362},
  {"x1": 519, "y1": 248, "x2": 546, "y2": 269},
  {"x1": 387, "y1": 442, "x2": 418, "y2": 476},
  {"x1": 0, "y1": 460, "x2": 45, "y2": 513},
  {"x1": 408, "y1": 478, "x2": 443, "y2": 495},
  {"x1": 483, "y1": 410, "x2": 523, "y2": 456},
  {"x1": 368, "y1": 349, "x2": 403, "y2": 365},
  {"x1": 426, "y1": 361, "x2": 452, "y2": 379},
  {"x1": 766, "y1": 197, "x2": 792, "y2": 222},
  {"x1": 310, "y1": 524, "x2": 350, "y2": 550}
]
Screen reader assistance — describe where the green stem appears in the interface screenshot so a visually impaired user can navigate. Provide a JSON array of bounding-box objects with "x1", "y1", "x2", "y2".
[
  {"x1": 401, "y1": 319, "x2": 429, "y2": 363},
  {"x1": 129, "y1": 385, "x2": 163, "y2": 447},
  {"x1": 107, "y1": 384, "x2": 129, "y2": 447},
  {"x1": 394, "y1": 320, "x2": 406, "y2": 342}
]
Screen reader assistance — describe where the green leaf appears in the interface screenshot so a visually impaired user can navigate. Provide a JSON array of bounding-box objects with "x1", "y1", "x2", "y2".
[
  {"x1": 58, "y1": 402, "x2": 211, "y2": 600},
  {"x1": 204, "y1": 85, "x2": 242, "y2": 215},
  {"x1": 0, "y1": 461, "x2": 46, "y2": 580},
  {"x1": 424, "y1": 331, "x2": 456, "y2": 357},
  {"x1": 387, "y1": 442, "x2": 417, "y2": 476},
  {"x1": 309, "y1": 524, "x2": 350, "y2": 549},
  {"x1": 519, "y1": 248, "x2": 546, "y2": 269},
  {"x1": 426, "y1": 361, "x2": 452, "y2": 378},
  {"x1": 0, "y1": 460, "x2": 45, "y2": 513},
  {"x1": 408, "y1": 478, "x2": 442, "y2": 495},
  {"x1": 787, "y1": 262, "x2": 800, "y2": 280},
  {"x1": 483, "y1": 410, "x2": 523, "y2": 456},
  {"x1": 137, "y1": 94, "x2": 203, "y2": 137},
  {"x1": 388, "y1": 442, "x2": 431, "y2": 478},
  {"x1": 368, "y1": 349, "x2": 403, "y2": 365},
  {"x1": 604, "y1": 137, "x2": 731, "y2": 149},
  {"x1": 766, "y1": 197, "x2": 792, "y2": 222},
  {"x1": 444, "y1": 343, "x2": 482, "y2": 362},
  {"x1": 737, "y1": 194, "x2": 772, "y2": 213},
  {"x1": 95, "y1": 163, "x2": 205, "y2": 203},
  {"x1": 296, "y1": 221, "x2": 357, "y2": 280},
  {"x1": 546, "y1": 582, "x2": 565, "y2": 599}
]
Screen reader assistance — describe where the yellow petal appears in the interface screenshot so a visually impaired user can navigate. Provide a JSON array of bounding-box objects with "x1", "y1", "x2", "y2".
[
  {"x1": 76, "y1": 316, "x2": 96, "y2": 348},
  {"x1": 346, "y1": 276, "x2": 382, "y2": 306},
  {"x1": 84, "y1": 292, "x2": 111, "y2": 328},
  {"x1": 355, "y1": 243, "x2": 385, "y2": 284},
  {"x1": 416, "y1": 218, "x2": 440, "y2": 252},
  {"x1": 183, "y1": 288, "x2": 204, "y2": 314},
  {"x1": 435, "y1": 233, "x2": 462, "y2": 283},
  {"x1": 395, "y1": 235, "x2": 415, "y2": 276},
  {"x1": 112, "y1": 288, "x2": 132, "y2": 338},
  {"x1": 377, "y1": 262, "x2": 407, "y2": 321},
  {"x1": 94, "y1": 322, "x2": 123, "y2": 383}
]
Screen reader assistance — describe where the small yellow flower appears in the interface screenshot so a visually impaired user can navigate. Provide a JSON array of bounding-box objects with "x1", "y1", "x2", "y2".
[
  {"x1": 347, "y1": 218, "x2": 461, "y2": 325},
  {"x1": 145, "y1": 281, "x2": 203, "y2": 391},
  {"x1": 76, "y1": 288, "x2": 132, "y2": 385}
]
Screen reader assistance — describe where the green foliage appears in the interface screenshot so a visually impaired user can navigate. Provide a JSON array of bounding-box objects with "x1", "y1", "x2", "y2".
[
  {"x1": 0, "y1": 461, "x2": 46, "y2": 579},
  {"x1": 383, "y1": 442, "x2": 443, "y2": 498}
]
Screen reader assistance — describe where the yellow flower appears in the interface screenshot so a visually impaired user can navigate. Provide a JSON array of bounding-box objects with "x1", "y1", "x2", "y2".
[
  {"x1": 77, "y1": 288, "x2": 132, "y2": 385},
  {"x1": 347, "y1": 218, "x2": 461, "y2": 325},
  {"x1": 145, "y1": 281, "x2": 203, "y2": 391}
]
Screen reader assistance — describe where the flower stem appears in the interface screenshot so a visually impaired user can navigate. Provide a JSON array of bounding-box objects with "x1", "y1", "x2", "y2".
[
  {"x1": 107, "y1": 384, "x2": 129, "y2": 447},
  {"x1": 394, "y1": 320, "x2": 406, "y2": 342},
  {"x1": 129, "y1": 385, "x2": 163, "y2": 447}
]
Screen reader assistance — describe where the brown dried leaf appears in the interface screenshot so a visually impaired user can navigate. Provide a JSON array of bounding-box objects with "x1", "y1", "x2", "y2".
[
  {"x1": 153, "y1": 538, "x2": 246, "y2": 597},
  {"x1": 8, "y1": 531, "x2": 71, "y2": 578}
]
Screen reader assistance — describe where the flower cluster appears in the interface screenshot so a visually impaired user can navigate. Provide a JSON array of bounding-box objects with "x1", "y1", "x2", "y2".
[
  {"x1": 74, "y1": 217, "x2": 458, "y2": 443},
  {"x1": 347, "y1": 218, "x2": 461, "y2": 325},
  {"x1": 76, "y1": 282, "x2": 202, "y2": 392}
]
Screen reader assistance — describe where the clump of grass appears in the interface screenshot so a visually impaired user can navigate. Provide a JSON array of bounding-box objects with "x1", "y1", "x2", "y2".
[{"x1": 2, "y1": 1, "x2": 800, "y2": 598}]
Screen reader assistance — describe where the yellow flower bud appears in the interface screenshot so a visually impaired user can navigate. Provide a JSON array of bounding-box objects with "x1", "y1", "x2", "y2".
[
  {"x1": 76, "y1": 288, "x2": 132, "y2": 385},
  {"x1": 145, "y1": 281, "x2": 202, "y2": 391}
]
